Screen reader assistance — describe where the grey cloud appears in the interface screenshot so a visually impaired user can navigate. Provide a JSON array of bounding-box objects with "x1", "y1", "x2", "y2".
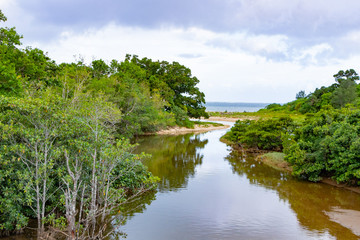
[
  {"x1": 16, "y1": 0, "x2": 229, "y2": 39},
  {"x1": 12, "y1": 0, "x2": 360, "y2": 40},
  {"x1": 4, "y1": 0, "x2": 360, "y2": 66}
]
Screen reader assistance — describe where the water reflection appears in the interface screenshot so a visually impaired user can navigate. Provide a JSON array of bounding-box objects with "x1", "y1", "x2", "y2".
[
  {"x1": 135, "y1": 134, "x2": 208, "y2": 192},
  {"x1": 119, "y1": 128, "x2": 360, "y2": 240},
  {"x1": 121, "y1": 127, "x2": 360, "y2": 240},
  {"x1": 118, "y1": 190, "x2": 157, "y2": 226},
  {"x1": 9, "y1": 128, "x2": 360, "y2": 240},
  {"x1": 226, "y1": 149, "x2": 360, "y2": 240}
]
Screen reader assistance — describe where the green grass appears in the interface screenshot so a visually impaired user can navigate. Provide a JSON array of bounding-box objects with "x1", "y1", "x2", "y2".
[
  {"x1": 207, "y1": 110, "x2": 306, "y2": 123},
  {"x1": 192, "y1": 121, "x2": 224, "y2": 127}
]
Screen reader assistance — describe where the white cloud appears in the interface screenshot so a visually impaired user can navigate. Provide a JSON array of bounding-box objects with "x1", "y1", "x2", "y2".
[
  {"x1": 206, "y1": 32, "x2": 289, "y2": 56},
  {"x1": 18, "y1": 24, "x2": 360, "y2": 103},
  {"x1": 294, "y1": 43, "x2": 333, "y2": 65},
  {"x1": 235, "y1": 0, "x2": 360, "y2": 33}
]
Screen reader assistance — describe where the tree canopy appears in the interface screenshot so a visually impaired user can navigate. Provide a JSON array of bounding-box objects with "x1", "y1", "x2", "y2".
[
  {"x1": 0, "y1": 10, "x2": 208, "y2": 238},
  {"x1": 226, "y1": 68, "x2": 360, "y2": 186}
]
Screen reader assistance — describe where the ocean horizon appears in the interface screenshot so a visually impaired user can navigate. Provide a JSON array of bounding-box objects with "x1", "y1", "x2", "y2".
[{"x1": 205, "y1": 101, "x2": 271, "y2": 112}]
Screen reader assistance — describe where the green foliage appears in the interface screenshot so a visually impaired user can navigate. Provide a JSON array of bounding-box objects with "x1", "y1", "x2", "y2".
[
  {"x1": 0, "y1": 14, "x2": 58, "y2": 95},
  {"x1": 333, "y1": 69, "x2": 359, "y2": 83},
  {"x1": 0, "y1": 10, "x2": 207, "y2": 235},
  {"x1": 0, "y1": 62, "x2": 22, "y2": 95},
  {"x1": 43, "y1": 214, "x2": 67, "y2": 231},
  {"x1": 19, "y1": 47, "x2": 59, "y2": 86},
  {"x1": 265, "y1": 103, "x2": 283, "y2": 111},
  {"x1": 0, "y1": 150, "x2": 29, "y2": 233},
  {"x1": 296, "y1": 90, "x2": 306, "y2": 99},
  {"x1": 283, "y1": 109, "x2": 360, "y2": 184},
  {"x1": 0, "y1": 26, "x2": 22, "y2": 47},
  {"x1": 126, "y1": 55, "x2": 208, "y2": 120},
  {"x1": 0, "y1": 10, "x2": 6, "y2": 22},
  {"x1": 57, "y1": 55, "x2": 206, "y2": 136},
  {"x1": 0, "y1": 94, "x2": 66, "y2": 233},
  {"x1": 280, "y1": 69, "x2": 359, "y2": 113},
  {"x1": 171, "y1": 105, "x2": 194, "y2": 128},
  {"x1": 225, "y1": 117, "x2": 295, "y2": 151},
  {"x1": 86, "y1": 62, "x2": 175, "y2": 137},
  {"x1": 193, "y1": 121, "x2": 223, "y2": 127},
  {"x1": 91, "y1": 59, "x2": 110, "y2": 78},
  {"x1": 256, "y1": 69, "x2": 359, "y2": 115},
  {"x1": 114, "y1": 152, "x2": 159, "y2": 190},
  {"x1": 0, "y1": 93, "x2": 158, "y2": 234},
  {"x1": 331, "y1": 79, "x2": 357, "y2": 108}
]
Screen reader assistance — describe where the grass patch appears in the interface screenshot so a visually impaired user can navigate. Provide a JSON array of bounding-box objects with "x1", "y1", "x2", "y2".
[
  {"x1": 207, "y1": 111, "x2": 305, "y2": 123},
  {"x1": 192, "y1": 121, "x2": 224, "y2": 127},
  {"x1": 256, "y1": 152, "x2": 292, "y2": 172}
]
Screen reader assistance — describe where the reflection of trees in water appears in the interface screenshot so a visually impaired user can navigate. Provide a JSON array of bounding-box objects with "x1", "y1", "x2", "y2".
[
  {"x1": 135, "y1": 134, "x2": 208, "y2": 192},
  {"x1": 118, "y1": 190, "x2": 157, "y2": 224},
  {"x1": 116, "y1": 134, "x2": 208, "y2": 230},
  {"x1": 101, "y1": 190, "x2": 157, "y2": 238},
  {"x1": 226, "y1": 149, "x2": 360, "y2": 240}
]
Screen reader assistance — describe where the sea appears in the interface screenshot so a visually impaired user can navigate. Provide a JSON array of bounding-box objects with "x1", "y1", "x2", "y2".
[{"x1": 205, "y1": 102, "x2": 270, "y2": 112}]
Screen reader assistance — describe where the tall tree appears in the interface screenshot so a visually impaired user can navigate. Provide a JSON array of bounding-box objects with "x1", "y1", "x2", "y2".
[
  {"x1": 128, "y1": 55, "x2": 208, "y2": 119},
  {"x1": 333, "y1": 69, "x2": 359, "y2": 84},
  {"x1": 331, "y1": 79, "x2": 357, "y2": 108}
]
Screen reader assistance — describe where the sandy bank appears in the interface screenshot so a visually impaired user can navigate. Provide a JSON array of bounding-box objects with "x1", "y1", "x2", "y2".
[
  {"x1": 155, "y1": 124, "x2": 230, "y2": 135},
  {"x1": 203, "y1": 116, "x2": 258, "y2": 122},
  {"x1": 325, "y1": 207, "x2": 360, "y2": 236}
]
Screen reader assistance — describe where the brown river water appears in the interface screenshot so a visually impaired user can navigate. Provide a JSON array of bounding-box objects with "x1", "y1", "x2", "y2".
[
  {"x1": 3, "y1": 123, "x2": 360, "y2": 239},
  {"x1": 120, "y1": 123, "x2": 360, "y2": 240}
]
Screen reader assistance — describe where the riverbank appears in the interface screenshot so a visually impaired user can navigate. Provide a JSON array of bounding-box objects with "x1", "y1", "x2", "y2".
[
  {"x1": 154, "y1": 115, "x2": 257, "y2": 135},
  {"x1": 256, "y1": 152, "x2": 360, "y2": 193},
  {"x1": 123, "y1": 119, "x2": 360, "y2": 239},
  {"x1": 202, "y1": 116, "x2": 258, "y2": 122},
  {"x1": 221, "y1": 124, "x2": 360, "y2": 237},
  {"x1": 243, "y1": 149, "x2": 360, "y2": 237},
  {"x1": 155, "y1": 122, "x2": 230, "y2": 135},
  {"x1": 138, "y1": 120, "x2": 360, "y2": 239},
  {"x1": 207, "y1": 111, "x2": 305, "y2": 122}
]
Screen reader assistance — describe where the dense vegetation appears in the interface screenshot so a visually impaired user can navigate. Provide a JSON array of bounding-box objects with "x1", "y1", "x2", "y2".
[
  {"x1": 262, "y1": 69, "x2": 359, "y2": 114},
  {"x1": 283, "y1": 108, "x2": 360, "y2": 183},
  {"x1": 225, "y1": 69, "x2": 360, "y2": 186},
  {"x1": 225, "y1": 117, "x2": 295, "y2": 151},
  {"x1": 0, "y1": 10, "x2": 208, "y2": 239}
]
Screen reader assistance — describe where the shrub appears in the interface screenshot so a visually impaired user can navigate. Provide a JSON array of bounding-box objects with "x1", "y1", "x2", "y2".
[{"x1": 225, "y1": 117, "x2": 295, "y2": 151}]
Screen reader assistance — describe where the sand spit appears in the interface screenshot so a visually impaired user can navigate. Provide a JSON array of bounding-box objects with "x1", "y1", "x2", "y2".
[
  {"x1": 203, "y1": 116, "x2": 258, "y2": 122},
  {"x1": 156, "y1": 124, "x2": 230, "y2": 135}
]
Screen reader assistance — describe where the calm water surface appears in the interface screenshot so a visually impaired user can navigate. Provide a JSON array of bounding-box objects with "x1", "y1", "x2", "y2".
[
  {"x1": 205, "y1": 102, "x2": 270, "y2": 112},
  {"x1": 120, "y1": 124, "x2": 360, "y2": 240}
]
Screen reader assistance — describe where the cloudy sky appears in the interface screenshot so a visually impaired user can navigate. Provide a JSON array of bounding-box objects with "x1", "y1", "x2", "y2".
[{"x1": 1, "y1": 0, "x2": 360, "y2": 103}]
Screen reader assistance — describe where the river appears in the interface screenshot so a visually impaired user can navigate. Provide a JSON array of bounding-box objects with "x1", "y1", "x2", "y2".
[
  {"x1": 120, "y1": 123, "x2": 360, "y2": 240},
  {"x1": 3, "y1": 123, "x2": 360, "y2": 240}
]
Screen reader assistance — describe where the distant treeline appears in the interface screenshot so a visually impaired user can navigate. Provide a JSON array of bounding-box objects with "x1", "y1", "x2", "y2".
[
  {"x1": 263, "y1": 68, "x2": 359, "y2": 113},
  {"x1": 225, "y1": 68, "x2": 360, "y2": 186},
  {"x1": 0, "y1": 9, "x2": 207, "y2": 238}
]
